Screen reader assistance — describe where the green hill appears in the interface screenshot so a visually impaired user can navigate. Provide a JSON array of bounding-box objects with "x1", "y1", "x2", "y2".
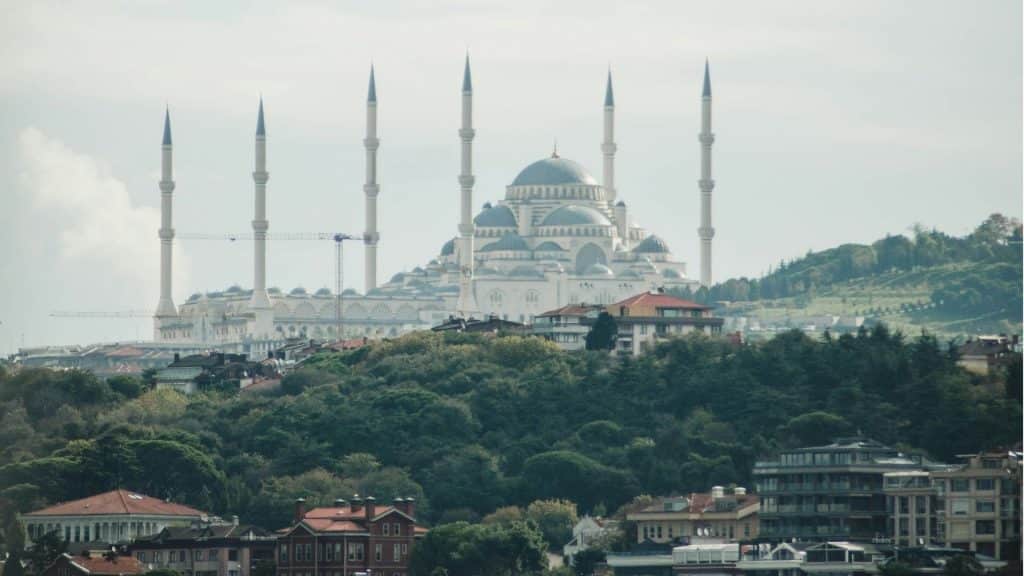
[{"x1": 674, "y1": 214, "x2": 1022, "y2": 340}]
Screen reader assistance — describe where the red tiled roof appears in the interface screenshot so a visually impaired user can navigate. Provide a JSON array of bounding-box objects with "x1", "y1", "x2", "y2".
[
  {"x1": 291, "y1": 506, "x2": 418, "y2": 535},
  {"x1": 25, "y1": 490, "x2": 207, "y2": 518},
  {"x1": 611, "y1": 292, "x2": 709, "y2": 310},
  {"x1": 537, "y1": 304, "x2": 603, "y2": 318},
  {"x1": 68, "y1": 555, "x2": 145, "y2": 575}
]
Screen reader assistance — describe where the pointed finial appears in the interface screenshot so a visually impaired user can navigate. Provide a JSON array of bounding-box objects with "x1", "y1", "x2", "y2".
[
  {"x1": 552, "y1": 139, "x2": 559, "y2": 158},
  {"x1": 702, "y1": 58, "x2": 711, "y2": 98},
  {"x1": 162, "y1": 106, "x2": 172, "y2": 146},
  {"x1": 605, "y1": 69, "x2": 615, "y2": 107},
  {"x1": 256, "y1": 96, "x2": 266, "y2": 137},
  {"x1": 462, "y1": 53, "x2": 472, "y2": 93},
  {"x1": 368, "y1": 65, "x2": 377, "y2": 103}
]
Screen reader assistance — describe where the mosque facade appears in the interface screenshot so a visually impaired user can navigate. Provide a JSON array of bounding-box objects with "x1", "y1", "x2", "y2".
[{"x1": 153, "y1": 59, "x2": 716, "y2": 356}]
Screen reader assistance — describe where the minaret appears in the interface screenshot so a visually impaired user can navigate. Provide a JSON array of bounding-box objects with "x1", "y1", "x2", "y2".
[
  {"x1": 249, "y1": 98, "x2": 272, "y2": 330},
  {"x1": 154, "y1": 108, "x2": 178, "y2": 339},
  {"x1": 698, "y1": 60, "x2": 715, "y2": 287},
  {"x1": 456, "y1": 55, "x2": 479, "y2": 316},
  {"x1": 602, "y1": 69, "x2": 617, "y2": 204},
  {"x1": 363, "y1": 65, "x2": 380, "y2": 294}
]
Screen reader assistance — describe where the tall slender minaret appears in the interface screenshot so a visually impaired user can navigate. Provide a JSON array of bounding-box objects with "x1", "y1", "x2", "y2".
[
  {"x1": 249, "y1": 98, "x2": 272, "y2": 327},
  {"x1": 154, "y1": 108, "x2": 178, "y2": 339},
  {"x1": 363, "y1": 65, "x2": 380, "y2": 293},
  {"x1": 698, "y1": 60, "x2": 716, "y2": 287},
  {"x1": 602, "y1": 69, "x2": 617, "y2": 205},
  {"x1": 456, "y1": 55, "x2": 479, "y2": 316}
]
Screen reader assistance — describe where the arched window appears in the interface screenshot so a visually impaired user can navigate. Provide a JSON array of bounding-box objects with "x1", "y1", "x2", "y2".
[{"x1": 489, "y1": 290, "x2": 504, "y2": 308}]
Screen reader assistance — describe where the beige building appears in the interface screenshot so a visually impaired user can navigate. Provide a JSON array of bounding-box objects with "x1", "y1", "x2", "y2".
[
  {"x1": 628, "y1": 487, "x2": 758, "y2": 544},
  {"x1": 883, "y1": 470, "x2": 949, "y2": 547},
  {"x1": 930, "y1": 450, "x2": 1021, "y2": 561}
]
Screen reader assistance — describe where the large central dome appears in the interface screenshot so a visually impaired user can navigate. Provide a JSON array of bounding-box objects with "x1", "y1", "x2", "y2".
[{"x1": 511, "y1": 156, "x2": 598, "y2": 186}]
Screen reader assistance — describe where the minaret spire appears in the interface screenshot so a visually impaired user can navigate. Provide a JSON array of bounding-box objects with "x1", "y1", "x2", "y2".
[
  {"x1": 456, "y1": 54, "x2": 479, "y2": 316},
  {"x1": 363, "y1": 64, "x2": 381, "y2": 294},
  {"x1": 602, "y1": 68, "x2": 618, "y2": 205},
  {"x1": 698, "y1": 59, "x2": 716, "y2": 287},
  {"x1": 250, "y1": 97, "x2": 272, "y2": 334},
  {"x1": 154, "y1": 107, "x2": 178, "y2": 338}
]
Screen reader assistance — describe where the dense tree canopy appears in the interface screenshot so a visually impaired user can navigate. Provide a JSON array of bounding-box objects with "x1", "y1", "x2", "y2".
[{"x1": 0, "y1": 325, "x2": 1019, "y2": 532}]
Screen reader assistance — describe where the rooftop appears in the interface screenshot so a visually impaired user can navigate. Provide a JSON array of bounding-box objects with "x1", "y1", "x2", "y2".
[{"x1": 25, "y1": 490, "x2": 207, "y2": 518}]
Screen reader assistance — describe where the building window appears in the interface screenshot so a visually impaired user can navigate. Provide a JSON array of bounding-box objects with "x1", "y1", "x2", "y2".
[
  {"x1": 154, "y1": 551, "x2": 163, "y2": 564},
  {"x1": 138, "y1": 552, "x2": 147, "y2": 563},
  {"x1": 950, "y1": 479, "x2": 969, "y2": 492},
  {"x1": 348, "y1": 543, "x2": 364, "y2": 561},
  {"x1": 976, "y1": 500, "x2": 995, "y2": 513},
  {"x1": 383, "y1": 523, "x2": 389, "y2": 536},
  {"x1": 375, "y1": 544, "x2": 382, "y2": 562},
  {"x1": 393, "y1": 523, "x2": 401, "y2": 536},
  {"x1": 196, "y1": 550, "x2": 204, "y2": 561},
  {"x1": 394, "y1": 543, "x2": 401, "y2": 562},
  {"x1": 975, "y1": 520, "x2": 995, "y2": 535},
  {"x1": 325, "y1": 542, "x2": 334, "y2": 561},
  {"x1": 915, "y1": 496, "x2": 927, "y2": 514},
  {"x1": 211, "y1": 549, "x2": 220, "y2": 561},
  {"x1": 900, "y1": 496, "x2": 909, "y2": 514},
  {"x1": 975, "y1": 478, "x2": 995, "y2": 491}
]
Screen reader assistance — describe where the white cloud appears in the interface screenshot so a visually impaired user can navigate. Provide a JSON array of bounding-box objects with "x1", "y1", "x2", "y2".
[{"x1": 17, "y1": 127, "x2": 189, "y2": 307}]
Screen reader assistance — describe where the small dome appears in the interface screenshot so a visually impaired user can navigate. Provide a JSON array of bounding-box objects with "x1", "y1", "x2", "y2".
[
  {"x1": 187, "y1": 292, "x2": 202, "y2": 302},
  {"x1": 225, "y1": 285, "x2": 243, "y2": 294},
  {"x1": 390, "y1": 272, "x2": 407, "y2": 283},
  {"x1": 474, "y1": 204, "x2": 517, "y2": 227},
  {"x1": 512, "y1": 156, "x2": 598, "y2": 186},
  {"x1": 584, "y1": 263, "x2": 615, "y2": 276},
  {"x1": 268, "y1": 287, "x2": 282, "y2": 295},
  {"x1": 412, "y1": 266, "x2": 425, "y2": 274},
  {"x1": 534, "y1": 241, "x2": 566, "y2": 252},
  {"x1": 634, "y1": 235, "x2": 671, "y2": 254},
  {"x1": 289, "y1": 287, "x2": 308, "y2": 296},
  {"x1": 480, "y1": 233, "x2": 531, "y2": 252},
  {"x1": 509, "y1": 265, "x2": 544, "y2": 278},
  {"x1": 476, "y1": 266, "x2": 501, "y2": 276},
  {"x1": 428, "y1": 259, "x2": 440, "y2": 266},
  {"x1": 615, "y1": 200, "x2": 626, "y2": 207},
  {"x1": 619, "y1": 269, "x2": 641, "y2": 278},
  {"x1": 314, "y1": 287, "x2": 332, "y2": 297},
  {"x1": 540, "y1": 205, "x2": 612, "y2": 227},
  {"x1": 441, "y1": 238, "x2": 457, "y2": 256},
  {"x1": 342, "y1": 288, "x2": 359, "y2": 295},
  {"x1": 663, "y1": 268, "x2": 684, "y2": 279}
]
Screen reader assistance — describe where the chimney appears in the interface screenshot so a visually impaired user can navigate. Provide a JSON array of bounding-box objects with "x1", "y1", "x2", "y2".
[
  {"x1": 231, "y1": 515, "x2": 239, "y2": 526},
  {"x1": 350, "y1": 495, "x2": 363, "y2": 514},
  {"x1": 403, "y1": 497, "x2": 416, "y2": 518},
  {"x1": 364, "y1": 496, "x2": 376, "y2": 520},
  {"x1": 334, "y1": 498, "x2": 347, "y2": 508},
  {"x1": 734, "y1": 487, "x2": 746, "y2": 496},
  {"x1": 293, "y1": 498, "x2": 306, "y2": 523},
  {"x1": 711, "y1": 486, "x2": 725, "y2": 499}
]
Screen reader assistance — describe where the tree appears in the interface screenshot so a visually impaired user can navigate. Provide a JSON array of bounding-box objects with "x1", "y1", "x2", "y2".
[
  {"x1": 22, "y1": 530, "x2": 66, "y2": 573},
  {"x1": 942, "y1": 554, "x2": 984, "y2": 576},
  {"x1": 585, "y1": 313, "x2": 617, "y2": 351},
  {"x1": 572, "y1": 548, "x2": 607, "y2": 576},
  {"x1": 409, "y1": 521, "x2": 548, "y2": 576},
  {"x1": 525, "y1": 499, "x2": 578, "y2": 549}
]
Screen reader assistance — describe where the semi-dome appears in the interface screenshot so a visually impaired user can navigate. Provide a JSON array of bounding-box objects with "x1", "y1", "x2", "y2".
[
  {"x1": 268, "y1": 287, "x2": 282, "y2": 295},
  {"x1": 440, "y1": 238, "x2": 456, "y2": 256},
  {"x1": 663, "y1": 268, "x2": 685, "y2": 279},
  {"x1": 619, "y1": 269, "x2": 641, "y2": 278},
  {"x1": 509, "y1": 265, "x2": 544, "y2": 278},
  {"x1": 289, "y1": 287, "x2": 308, "y2": 296},
  {"x1": 634, "y1": 234, "x2": 671, "y2": 253},
  {"x1": 187, "y1": 292, "x2": 202, "y2": 302},
  {"x1": 476, "y1": 266, "x2": 501, "y2": 276},
  {"x1": 225, "y1": 285, "x2": 243, "y2": 294},
  {"x1": 511, "y1": 156, "x2": 598, "y2": 186},
  {"x1": 534, "y1": 241, "x2": 566, "y2": 252},
  {"x1": 389, "y1": 272, "x2": 407, "y2": 283},
  {"x1": 540, "y1": 204, "x2": 612, "y2": 227},
  {"x1": 342, "y1": 288, "x2": 359, "y2": 295},
  {"x1": 314, "y1": 287, "x2": 332, "y2": 297},
  {"x1": 584, "y1": 263, "x2": 615, "y2": 276},
  {"x1": 474, "y1": 204, "x2": 517, "y2": 227},
  {"x1": 480, "y1": 233, "x2": 531, "y2": 252}
]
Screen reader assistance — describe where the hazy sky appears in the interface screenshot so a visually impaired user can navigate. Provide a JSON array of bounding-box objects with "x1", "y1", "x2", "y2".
[{"x1": 1, "y1": 0, "x2": 1021, "y2": 354}]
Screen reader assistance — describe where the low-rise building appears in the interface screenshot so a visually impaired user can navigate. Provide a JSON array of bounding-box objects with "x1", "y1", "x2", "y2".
[
  {"x1": 276, "y1": 496, "x2": 425, "y2": 576},
  {"x1": 956, "y1": 335, "x2": 1020, "y2": 375},
  {"x1": 41, "y1": 553, "x2": 145, "y2": 576},
  {"x1": 130, "y1": 521, "x2": 276, "y2": 576},
  {"x1": 21, "y1": 489, "x2": 209, "y2": 546},
  {"x1": 628, "y1": 487, "x2": 759, "y2": 545},
  {"x1": 929, "y1": 450, "x2": 1021, "y2": 561},
  {"x1": 155, "y1": 352, "x2": 262, "y2": 394},
  {"x1": 605, "y1": 292, "x2": 723, "y2": 356},
  {"x1": 431, "y1": 315, "x2": 528, "y2": 334},
  {"x1": 532, "y1": 304, "x2": 604, "y2": 351},
  {"x1": 564, "y1": 516, "x2": 619, "y2": 561}
]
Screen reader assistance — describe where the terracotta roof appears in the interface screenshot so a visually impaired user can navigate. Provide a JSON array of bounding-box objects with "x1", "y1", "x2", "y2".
[
  {"x1": 25, "y1": 490, "x2": 207, "y2": 518},
  {"x1": 288, "y1": 506, "x2": 419, "y2": 535},
  {"x1": 67, "y1": 555, "x2": 145, "y2": 575},
  {"x1": 611, "y1": 292, "x2": 709, "y2": 311},
  {"x1": 537, "y1": 304, "x2": 604, "y2": 318},
  {"x1": 636, "y1": 493, "x2": 759, "y2": 515}
]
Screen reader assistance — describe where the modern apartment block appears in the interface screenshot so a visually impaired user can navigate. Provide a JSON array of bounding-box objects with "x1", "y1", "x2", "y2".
[
  {"x1": 883, "y1": 470, "x2": 947, "y2": 548},
  {"x1": 930, "y1": 450, "x2": 1021, "y2": 561},
  {"x1": 754, "y1": 438, "x2": 931, "y2": 542}
]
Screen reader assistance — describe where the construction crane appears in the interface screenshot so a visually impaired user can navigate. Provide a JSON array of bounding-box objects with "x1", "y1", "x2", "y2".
[{"x1": 50, "y1": 310, "x2": 151, "y2": 318}]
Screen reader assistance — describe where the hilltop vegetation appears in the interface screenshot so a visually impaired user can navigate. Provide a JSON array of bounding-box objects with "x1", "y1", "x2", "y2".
[
  {"x1": 674, "y1": 214, "x2": 1022, "y2": 338},
  {"x1": 0, "y1": 325, "x2": 1019, "y2": 542}
]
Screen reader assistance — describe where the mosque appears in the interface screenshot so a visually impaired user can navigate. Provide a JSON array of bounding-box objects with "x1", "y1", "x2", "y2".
[{"x1": 153, "y1": 58, "x2": 717, "y2": 357}]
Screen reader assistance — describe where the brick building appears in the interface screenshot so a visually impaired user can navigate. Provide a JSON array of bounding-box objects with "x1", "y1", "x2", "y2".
[{"x1": 276, "y1": 496, "x2": 424, "y2": 576}]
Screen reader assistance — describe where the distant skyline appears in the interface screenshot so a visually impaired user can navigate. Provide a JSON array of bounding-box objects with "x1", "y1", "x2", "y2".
[{"x1": 1, "y1": 0, "x2": 1021, "y2": 353}]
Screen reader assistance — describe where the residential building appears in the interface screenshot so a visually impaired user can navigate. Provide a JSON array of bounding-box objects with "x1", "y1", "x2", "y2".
[
  {"x1": 532, "y1": 304, "x2": 604, "y2": 351},
  {"x1": 276, "y1": 496, "x2": 424, "y2": 576},
  {"x1": 754, "y1": 438, "x2": 933, "y2": 542},
  {"x1": 735, "y1": 542, "x2": 1008, "y2": 576},
  {"x1": 21, "y1": 489, "x2": 209, "y2": 545},
  {"x1": 883, "y1": 471, "x2": 949, "y2": 548},
  {"x1": 40, "y1": 553, "x2": 144, "y2": 576},
  {"x1": 605, "y1": 540, "x2": 675, "y2": 576},
  {"x1": 956, "y1": 335, "x2": 1020, "y2": 375},
  {"x1": 929, "y1": 450, "x2": 1021, "y2": 561},
  {"x1": 605, "y1": 291, "x2": 723, "y2": 356},
  {"x1": 155, "y1": 352, "x2": 262, "y2": 394},
  {"x1": 672, "y1": 542, "x2": 742, "y2": 576},
  {"x1": 564, "y1": 516, "x2": 619, "y2": 561},
  {"x1": 431, "y1": 315, "x2": 528, "y2": 334},
  {"x1": 130, "y1": 521, "x2": 276, "y2": 576},
  {"x1": 627, "y1": 487, "x2": 759, "y2": 545}
]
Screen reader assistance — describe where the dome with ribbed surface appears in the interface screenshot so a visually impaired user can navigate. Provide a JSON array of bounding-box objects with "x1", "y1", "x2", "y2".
[
  {"x1": 511, "y1": 156, "x2": 598, "y2": 186},
  {"x1": 480, "y1": 233, "x2": 531, "y2": 252},
  {"x1": 634, "y1": 234, "x2": 671, "y2": 253},
  {"x1": 584, "y1": 263, "x2": 615, "y2": 276},
  {"x1": 534, "y1": 241, "x2": 566, "y2": 252},
  {"x1": 540, "y1": 205, "x2": 612, "y2": 227},
  {"x1": 663, "y1": 268, "x2": 684, "y2": 279},
  {"x1": 474, "y1": 204, "x2": 517, "y2": 227}
]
